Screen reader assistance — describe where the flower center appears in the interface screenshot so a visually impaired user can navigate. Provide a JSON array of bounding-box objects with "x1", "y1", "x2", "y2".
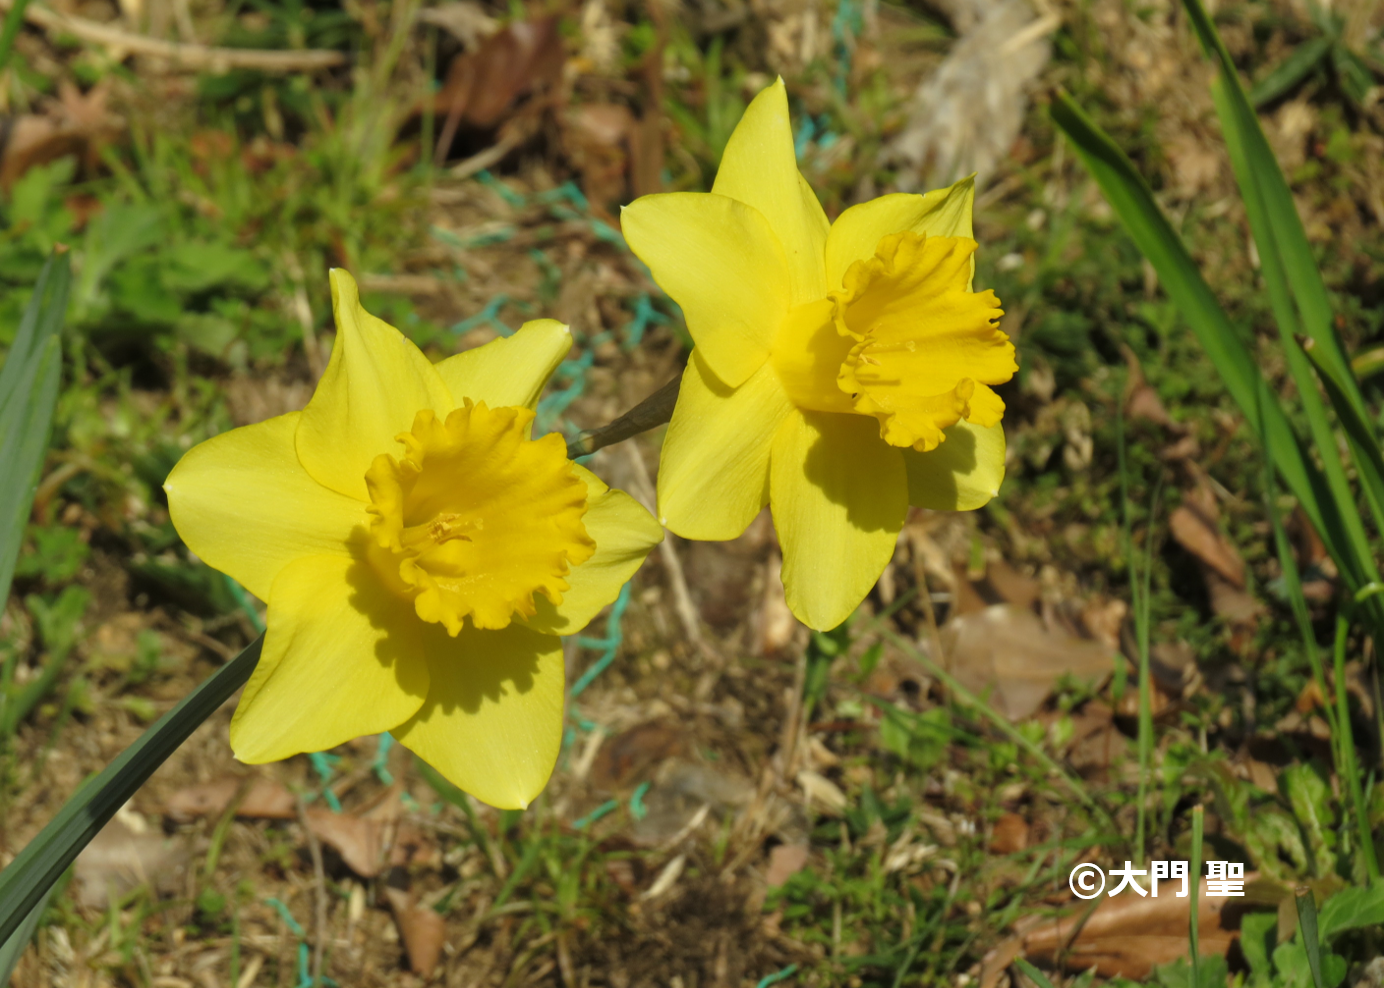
[
  {"x1": 364, "y1": 401, "x2": 595, "y2": 634},
  {"x1": 769, "y1": 232, "x2": 1015, "y2": 452}
]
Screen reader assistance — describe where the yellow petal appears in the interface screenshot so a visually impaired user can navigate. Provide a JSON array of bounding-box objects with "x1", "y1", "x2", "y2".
[
  {"x1": 164, "y1": 412, "x2": 367, "y2": 602},
  {"x1": 525, "y1": 466, "x2": 663, "y2": 635},
  {"x1": 393, "y1": 623, "x2": 563, "y2": 810},
  {"x1": 621, "y1": 192, "x2": 789, "y2": 388},
  {"x1": 658, "y1": 352, "x2": 793, "y2": 540},
  {"x1": 296, "y1": 270, "x2": 455, "y2": 501},
  {"x1": 434, "y1": 318, "x2": 572, "y2": 410},
  {"x1": 770, "y1": 409, "x2": 907, "y2": 631},
  {"x1": 230, "y1": 554, "x2": 430, "y2": 763},
  {"x1": 712, "y1": 79, "x2": 829, "y2": 304},
  {"x1": 903, "y1": 419, "x2": 1006, "y2": 510},
  {"x1": 824, "y1": 176, "x2": 976, "y2": 290}
]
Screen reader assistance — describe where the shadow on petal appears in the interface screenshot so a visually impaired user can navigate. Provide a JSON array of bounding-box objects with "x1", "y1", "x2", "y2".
[{"x1": 799, "y1": 412, "x2": 907, "y2": 534}]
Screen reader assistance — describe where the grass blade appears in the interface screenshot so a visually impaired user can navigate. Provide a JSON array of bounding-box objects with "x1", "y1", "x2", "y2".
[
  {"x1": 1249, "y1": 35, "x2": 1332, "y2": 106},
  {"x1": 1190, "y1": 805, "x2": 1204, "y2": 987},
  {"x1": 1331, "y1": 612, "x2": 1379, "y2": 881},
  {"x1": 0, "y1": 635, "x2": 262, "y2": 946},
  {"x1": 0, "y1": 252, "x2": 71, "y2": 606}
]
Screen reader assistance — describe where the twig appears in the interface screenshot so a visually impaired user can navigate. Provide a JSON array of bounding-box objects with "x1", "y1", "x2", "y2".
[
  {"x1": 566, "y1": 375, "x2": 680, "y2": 461},
  {"x1": 295, "y1": 795, "x2": 328, "y2": 987},
  {"x1": 0, "y1": 0, "x2": 347, "y2": 72}
]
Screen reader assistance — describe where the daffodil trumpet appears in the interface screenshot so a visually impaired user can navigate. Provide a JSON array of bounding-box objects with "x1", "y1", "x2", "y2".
[
  {"x1": 164, "y1": 270, "x2": 663, "y2": 810},
  {"x1": 622, "y1": 79, "x2": 1017, "y2": 633}
]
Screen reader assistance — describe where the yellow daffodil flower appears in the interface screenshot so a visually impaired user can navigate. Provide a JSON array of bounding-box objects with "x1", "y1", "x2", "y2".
[
  {"x1": 622, "y1": 80, "x2": 1017, "y2": 632},
  {"x1": 164, "y1": 271, "x2": 663, "y2": 809}
]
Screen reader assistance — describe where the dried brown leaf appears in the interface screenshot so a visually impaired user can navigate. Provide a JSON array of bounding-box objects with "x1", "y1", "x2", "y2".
[
  {"x1": 944, "y1": 604, "x2": 1114, "y2": 720},
  {"x1": 1009, "y1": 876, "x2": 1254, "y2": 979},
  {"x1": 1169, "y1": 504, "x2": 1245, "y2": 588},
  {"x1": 384, "y1": 888, "x2": 447, "y2": 977}
]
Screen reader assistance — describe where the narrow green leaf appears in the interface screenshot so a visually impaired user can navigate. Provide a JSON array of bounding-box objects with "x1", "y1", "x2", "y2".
[
  {"x1": 1184, "y1": 13, "x2": 1384, "y2": 617},
  {"x1": 1181, "y1": 0, "x2": 1367, "y2": 436},
  {"x1": 0, "y1": 635, "x2": 262, "y2": 947},
  {"x1": 1190, "y1": 805, "x2": 1204, "y2": 988},
  {"x1": 1299, "y1": 339, "x2": 1384, "y2": 557},
  {"x1": 0, "y1": 890, "x2": 51, "y2": 988},
  {"x1": 0, "y1": 253, "x2": 71, "y2": 606},
  {"x1": 1249, "y1": 35, "x2": 1332, "y2": 106},
  {"x1": 1296, "y1": 888, "x2": 1326, "y2": 988},
  {"x1": 1331, "y1": 43, "x2": 1375, "y2": 105},
  {"x1": 1049, "y1": 94, "x2": 1351, "y2": 576}
]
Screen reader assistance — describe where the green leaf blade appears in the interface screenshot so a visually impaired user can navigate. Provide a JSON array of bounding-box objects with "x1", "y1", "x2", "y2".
[
  {"x1": 1250, "y1": 35, "x2": 1332, "y2": 107},
  {"x1": 0, "y1": 636, "x2": 262, "y2": 949},
  {"x1": 0, "y1": 253, "x2": 71, "y2": 606}
]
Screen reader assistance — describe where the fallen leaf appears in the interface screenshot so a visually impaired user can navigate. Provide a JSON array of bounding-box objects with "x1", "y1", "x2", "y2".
[
  {"x1": 432, "y1": 15, "x2": 564, "y2": 163},
  {"x1": 384, "y1": 887, "x2": 447, "y2": 977},
  {"x1": 305, "y1": 808, "x2": 388, "y2": 877},
  {"x1": 1169, "y1": 504, "x2": 1245, "y2": 588},
  {"x1": 944, "y1": 604, "x2": 1115, "y2": 720},
  {"x1": 1002, "y1": 876, "x2": 1264, "y2": 980}
]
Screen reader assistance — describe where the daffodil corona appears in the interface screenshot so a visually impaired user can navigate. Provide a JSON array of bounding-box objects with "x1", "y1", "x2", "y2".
[
  {"x1": 622, "y1": 80, "x2": 1017, "y2": 632},
  {"x1": 164, "y1": 271, "x2": 662, "y2": 809}
]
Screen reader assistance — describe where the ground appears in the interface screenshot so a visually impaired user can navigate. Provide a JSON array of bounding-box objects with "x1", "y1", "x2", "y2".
[{"x1": 3, "y1": 0, "x2": 1384, "y2": 984}]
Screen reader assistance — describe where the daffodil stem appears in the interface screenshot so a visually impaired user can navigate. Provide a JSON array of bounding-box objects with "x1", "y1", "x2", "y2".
[{"x1": 565, "y1": 375, "x2": 680, "y2": 460}]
